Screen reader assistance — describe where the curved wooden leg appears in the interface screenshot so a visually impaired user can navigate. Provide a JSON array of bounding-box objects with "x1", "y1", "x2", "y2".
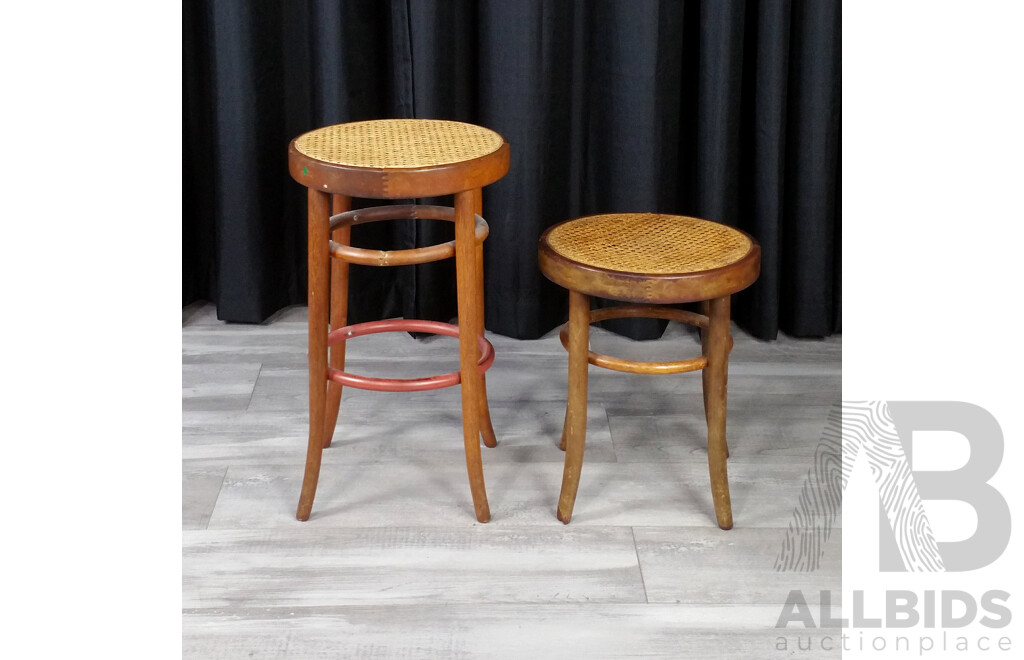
[
  {"x1": 700, "y1": 300, "x2": 728, "y2": 458},
  {"x1": 478, "y1": 378, "x2": 498, "y2": 448},
  {"x1": 455, "y1": 189, "x2": 491, "y2": 522},
  {"x1": 704, "y1": 295, "x2": 733, "y2": 530},
  {"x1": 323, "y1": 194, "x2": 352, "y2": 448},
  {"x1": 557, "y1": 289, "x2": 590, "y2": 524},
  {"x1": 700, "y1": 300, "x2": 710, "y2": 422},
  {"x1": 558, "y1": 357, "x2": 572, "y2": 451},
  {"x1": 473, "y1": 189, "x2": 497, "y2": 449},
  {"x1": 297, "y1": 189, "x2": 332, "y2": 521}
]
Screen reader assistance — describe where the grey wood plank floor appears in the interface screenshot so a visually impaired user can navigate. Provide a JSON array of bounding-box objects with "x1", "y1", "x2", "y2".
[{"x1": 183, "y1": 301, "x2": 841, "y2": 659}]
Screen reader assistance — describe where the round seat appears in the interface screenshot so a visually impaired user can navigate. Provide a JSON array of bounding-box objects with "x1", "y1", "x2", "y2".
[
  {"x1": 289, "y1": 119, "x2": 510, "y2": 198},
  {"x1": 538, "y1": 213, "x2": 760, "y2": 304}
]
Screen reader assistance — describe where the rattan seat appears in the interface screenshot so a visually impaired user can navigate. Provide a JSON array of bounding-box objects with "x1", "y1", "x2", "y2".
[
  {"x1": 289, "y1": 119, "x2": 509, "y2": 198},
  {"x1": 539, "y1": 213, "x2": 760, "y2": 304},
  {"x1": 538, "y1": 213, "x2": 761, "y2": 529},
  {"x1": 288, "y1": 119, "x2": 510, "y2": 523}
]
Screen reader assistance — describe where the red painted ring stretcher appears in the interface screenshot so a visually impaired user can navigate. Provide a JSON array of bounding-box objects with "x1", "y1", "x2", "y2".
[{"x1": 326, "y1": 319, "x2": 494, "y2": 392}]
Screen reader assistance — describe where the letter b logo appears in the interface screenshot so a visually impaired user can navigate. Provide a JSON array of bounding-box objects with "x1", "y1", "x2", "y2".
[{"x1": 883, "y1": 401, "x2": 1010, "y2": 571}]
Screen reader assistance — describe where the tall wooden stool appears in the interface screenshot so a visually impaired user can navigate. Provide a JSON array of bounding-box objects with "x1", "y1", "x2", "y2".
[
  {"x1": 288, "y1": 119, "x2": 510, "y2": 522},
  {"x1": 538, "y1": 213, "x2": 760, "y2": 529}
]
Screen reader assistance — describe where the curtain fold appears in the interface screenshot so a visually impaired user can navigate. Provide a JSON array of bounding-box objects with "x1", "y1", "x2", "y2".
[
  {"x1": 183, "y1": 0, "x2": 841, "y2": 340},
  {"x1": 738, "y1": 0, "x2": 791, "y2": 338}
]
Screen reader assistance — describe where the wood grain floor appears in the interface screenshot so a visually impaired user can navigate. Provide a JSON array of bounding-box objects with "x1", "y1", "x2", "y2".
[{"x1": 183, "y1": 301, "x2": 841, "y2": 659}]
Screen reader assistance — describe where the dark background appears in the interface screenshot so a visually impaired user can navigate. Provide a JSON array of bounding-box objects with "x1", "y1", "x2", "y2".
[{"x1": 183, "y1": 0, "x2": 840, "y2": 341}]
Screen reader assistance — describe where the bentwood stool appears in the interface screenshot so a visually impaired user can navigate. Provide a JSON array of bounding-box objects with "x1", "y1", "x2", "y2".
[
  {"x1": 538, "y1": 213, "x2": 760, "y2": 529},
  {"x1": 288, "y1": 119, "x2": 510, "y2": 522}
]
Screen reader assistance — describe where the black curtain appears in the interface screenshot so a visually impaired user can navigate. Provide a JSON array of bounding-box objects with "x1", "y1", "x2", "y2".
[{"x1": 183, "y1": 0, "x2": 840, "y2": 340}]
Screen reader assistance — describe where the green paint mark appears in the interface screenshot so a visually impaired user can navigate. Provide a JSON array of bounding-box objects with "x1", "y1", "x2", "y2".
[{"x1": 302, "y1": 166, "x2": 309, "y2": 175}]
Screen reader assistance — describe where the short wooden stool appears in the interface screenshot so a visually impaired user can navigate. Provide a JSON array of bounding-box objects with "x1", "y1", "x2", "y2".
[
  {"x1": 288, "y1": 119, "x2": 510, "y2": 522},
  {"x1": 538, "y1": 213, "x2": 760, "y2": 529}
]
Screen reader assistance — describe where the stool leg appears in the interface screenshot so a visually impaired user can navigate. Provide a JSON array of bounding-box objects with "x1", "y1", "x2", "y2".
[
  {"x1": 704, "y1": 295, "x2": 733, "y2": 530},
  {"x1": 323, "y1": 194, "x2": 352, "y2": 448},
  {"x1": 297, "y1": 189, "x2": 332, "y2": 521},
  {"x1": 455, "y1": 189, "x2": 491, "y2": 522},
  {"x1": 473, "y1": 189, "x2": 498, "y2": 449},
  {"x1": 557, "y1": 350, "x2": 575, "y2": 452},
  {"x1": 700, "y1": 300, "x2": 709, "y2": 422},
  {"x1": 700, "y1": 300, "x2": 728, "y2": 458},
  {"x1": 557, "y1": 289, "x2": 590, "y2": 524},
  {"x1": 558, "y1": 305, "x2": 588, "y2": 453}
]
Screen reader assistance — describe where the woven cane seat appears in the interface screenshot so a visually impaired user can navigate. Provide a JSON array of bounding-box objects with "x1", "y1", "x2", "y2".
[
  {"x1": 538, "y1": 213, "x2": 760, "y2": 304},
  {"x1": 289, "y1": 119, "x2": 510, "y2": 199}
]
